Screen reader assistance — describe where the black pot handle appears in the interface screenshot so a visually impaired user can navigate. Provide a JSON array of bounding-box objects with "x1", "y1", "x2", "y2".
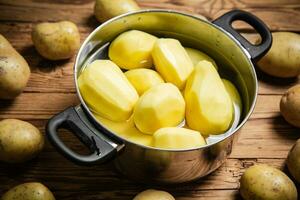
[
  {"x1": 213, "y1": 10, "x2": 272, "y2": 62},
  {"x1": 46, "y1": 106, "x2": 118, "y2": 165}
]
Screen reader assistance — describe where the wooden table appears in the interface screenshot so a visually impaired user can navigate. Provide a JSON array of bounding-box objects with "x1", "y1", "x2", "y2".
[{"x1": 0, "y1": 0, "x2": 299, "y2": 199}]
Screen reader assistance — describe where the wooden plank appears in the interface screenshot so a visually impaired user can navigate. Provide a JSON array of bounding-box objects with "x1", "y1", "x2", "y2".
[
  {"x1": 0, "y1": 0, "x2": 299, "y2": 31},
  {"x1": 0, "y1": 150, "x2": 286, "y2": 199},
  {"x1": 0, "y1": 93, "x2": 79, "y2": 119},
  {"x1": 231, "y1": 117, "x2": 299, "y2": 158}
]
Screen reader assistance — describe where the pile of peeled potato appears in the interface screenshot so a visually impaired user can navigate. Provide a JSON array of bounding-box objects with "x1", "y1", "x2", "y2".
[
  {"x1": 1, "y1": 0, "x2": 300, "y2": 199},
  {"x1": 78, "y1": 29, "x2": 238, "y2": 150}
]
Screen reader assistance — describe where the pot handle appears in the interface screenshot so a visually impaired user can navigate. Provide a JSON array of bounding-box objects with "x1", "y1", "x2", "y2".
[
  {"x1": 213, "y1": 10, "x2": 272, "y2": 62},
  {"x1": 46, "y1": 106, "x2": 119, "y2": 165}
]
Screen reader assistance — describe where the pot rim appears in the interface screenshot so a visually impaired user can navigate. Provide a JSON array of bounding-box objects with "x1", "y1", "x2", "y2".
[{"x1": 73, "y1": 9, "x2": 258, "y2": 152}]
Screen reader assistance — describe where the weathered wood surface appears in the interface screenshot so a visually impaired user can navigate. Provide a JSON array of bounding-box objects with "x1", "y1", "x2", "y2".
[{"x1": 0, "y1": 0, "x2": 299, "y2": 199}]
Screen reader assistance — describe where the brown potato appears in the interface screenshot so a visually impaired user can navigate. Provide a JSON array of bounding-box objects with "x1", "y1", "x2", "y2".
[
  {"x1": 94, "y1": 0, "x2": 140, "y2": 23},
  {"x1": 32, "y1": 21, "x2": 80, "y2": 60},
  {"x1": 287, "y1": 139, "x2": 300, "y2": 183},
  {"x1": 133, "y1": 189, "x2": 175, "y2": 200},
  {"x1": 240, "y1": 164, "x2": 297, "y2": 200},
  {"x1": 280, "y1": 85, "x2": 300, "y2": 128},
  {"x1": 0, "y1": 34, "x2": 30, "y2": 99},
  {"x1": 2, "y1": 182, "x2": 55, "y2": 200},
  {"x1": 257, "y1": 32, "x2": 300, "y2": 78},
  {"x1": 0, "y1": 119, "x2": 44, "y2": 163}
]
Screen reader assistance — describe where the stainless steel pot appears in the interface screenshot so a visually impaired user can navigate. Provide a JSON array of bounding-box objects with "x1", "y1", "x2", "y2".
[{"x1": 46, "y1": 9, "x2": 272, "y2": 183}]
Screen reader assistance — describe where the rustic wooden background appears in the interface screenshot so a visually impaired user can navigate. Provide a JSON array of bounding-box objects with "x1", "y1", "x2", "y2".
[{"x1": 0, "y1": 0, "x2": 299, "y2": 199}]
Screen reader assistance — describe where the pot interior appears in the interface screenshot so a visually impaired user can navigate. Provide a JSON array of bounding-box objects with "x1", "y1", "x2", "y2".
[{"x1": 75, "y1": 10, "x2": 257, "y2": 147}]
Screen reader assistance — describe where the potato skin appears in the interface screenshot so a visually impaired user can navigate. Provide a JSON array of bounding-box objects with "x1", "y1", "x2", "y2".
[
  {"x1": 0, "y1": 34, "x2": 30, "y2": 99},
  {"x1": 257, "y1": 32, "x2": 300, "y2": 78},
  {"x1": 0, "y1": 119, "x2": 44, "y2": 163},
  {"x1": 32, "y1": 21, "x2": 80, "y2": 60},
  {"x1": 240, "y1": 164, "x2": 297, "y2": 200},
  {"x1": 1, "y1": 182, "x2": 55, "y2": 200},
  {"x1": 280, "y1": 85, "x2": 300, "y2": 128},
  {"x1": 133, "y1": 189, "x2": 175, "y2": 200},
  {"x1": 94, "y1": 0, "x2": 140, "y2": 23},
  {"x1": 287, "y1": 139, "x2": 300, "y2": 183}
]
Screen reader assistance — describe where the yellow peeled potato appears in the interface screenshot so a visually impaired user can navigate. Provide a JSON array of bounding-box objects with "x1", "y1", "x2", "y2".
[
  {"x1": 153, "y1": 127, "x2": 206, "y2": 149},
  {"x1": 109, "y1": 30, "x2": 157, "y2": 70},
  {"x1": 222, "y1": 79, "x2": 242, "y2": 110},
  {"x1": 125, "y1": 68, "x2": 164, "y2": 95},
  {"x1": 78, "y1": 60, "x2": 138, "y2": 121},
  {"x1": 95, "y1": 114, "x2": 153, "y2": 147},
  {"x1": 94, "y1": 0, "x2": 140, "y2": 23},
  {"x1": 257, "y1": 32, "x2": 300, "y2": 78},
  {"x1": 152, "y1": 38, "x2": 194, "y2": 89},
  {"x1": 185, "y1": 47, "x2": 218, "y2": 70},
  {"x1": 133, "y1": 83, "x2": 185, "y2": 134},
  {"x1": 185, "y1": 61, "x2": 233, "y2": 135}
]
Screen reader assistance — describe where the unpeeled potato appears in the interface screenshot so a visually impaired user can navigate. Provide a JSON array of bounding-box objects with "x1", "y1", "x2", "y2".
[
  {"x1": 257, "y1": 32, "x2": 300, "y2": 78},
  {"x1": 133, "y1": 189, "x2": 175, "y2": 200},
  {"x1": 0, "y1": 34, "x2": 30, "y2": 99},
  {"x1": 32, "y1": 21, "x2": 80, "y2": 60},
  {"x1": 94, "y1": 0, "x2": 140, "y2": 23},
  {"x1": 2, "y1": 182, "x2": 55, "y2": 200},
  {"x1": 280, "y1": 85, "x2": 300, "y2": 128},
  {"x1": 240, "y1": 164, "x2": 297, "y2": 200},
  {"x1": 287, "y1": 139, "x2": 300, "y2": 183},
  {"x1": 0, "y1": 119, "x2": 44, "y2": 163}
]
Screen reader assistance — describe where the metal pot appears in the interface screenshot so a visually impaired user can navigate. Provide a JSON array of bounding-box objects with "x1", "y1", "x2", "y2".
[{"x1": 46, "y1": 9, "x2": 272, "y2": 183}]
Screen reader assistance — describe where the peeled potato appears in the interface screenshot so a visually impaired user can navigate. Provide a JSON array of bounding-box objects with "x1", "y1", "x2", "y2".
[
  {"x1": 280, "y1": 85, "x2": 300, "y2": 128},
  {"x1": 153, "y1": 127, "x2": 206, "y2": 149},
  {"x1": 95, "y1": 114, "x2": 153, "y2": 147},
  {"x1": 109, "y1": 30, "x2": 157, "y2": 70},
  {"x1": 240, "y1": 164, "x2": 297, "y2": 200},
  {"x1": 222, "y1": 79, "x2": 242, "y2": 110},
  {"x1": 32, "y1": 21, "x2": 80, "y2": 60},
  {"x1": 94, "y1": 0, "x2": 140, "y2": 23},
  {"x1": 125, "y1": 68, "x2": 164, "y2": 95},
  {"x1": 0, "y1": 35, "x2": 30, "y2": 99},
  {"x1": 133, "y1": 83, "x2": 185, "y2": 134},
  {"x1": 133, "y1": 189, "x2": 175, "y2": 200},
  {"x1": 185, "y1": 61, "x2": 233, "y2": 135},
  {"x1": 257, "y1": 32, "x2": 300, "y2": 78},
  {"x1": 78, "y1": 60, "x2": 138, "y2": 121},
  {"x1": 152, "y1": 38, "x2": 194, "y2": 89},
  {"x1": 185, "y1": 47, "x2": 218, "y2": 70}
]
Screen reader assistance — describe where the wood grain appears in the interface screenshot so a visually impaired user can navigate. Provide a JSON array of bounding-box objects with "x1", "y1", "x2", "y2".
[{"x1": 0, "y1": 0, "x2": 300, "y2": 199}]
